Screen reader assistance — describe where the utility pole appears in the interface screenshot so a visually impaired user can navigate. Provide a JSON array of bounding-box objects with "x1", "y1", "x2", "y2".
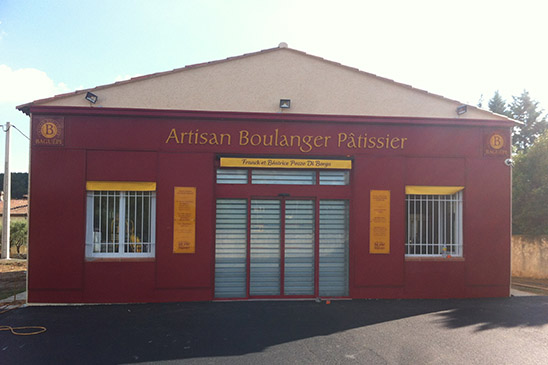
[{"x1": 1, "y1": 122, "x2": 10, "y2": 259}]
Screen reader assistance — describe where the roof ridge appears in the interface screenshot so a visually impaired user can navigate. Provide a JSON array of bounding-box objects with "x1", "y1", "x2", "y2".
[{"x1": 11, "y1": 203, "x2": 28, "y2": 209}]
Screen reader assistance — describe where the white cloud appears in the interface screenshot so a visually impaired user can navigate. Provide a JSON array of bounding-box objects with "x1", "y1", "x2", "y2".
[{"x1": 0, "y1": 65, "x2": 71, "y2": 105}]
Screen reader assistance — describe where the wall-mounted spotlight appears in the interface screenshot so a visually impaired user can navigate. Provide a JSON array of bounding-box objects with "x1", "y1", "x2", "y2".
[
  {"x1": 280, "y1": 99, "x2": 291, "y2": 109},
  {"x1": 85, "y1": 92, "x2": 98, "y2": 104},
  {"x1": 456, "y1": 105, "x2": 467, "y2": 115}
]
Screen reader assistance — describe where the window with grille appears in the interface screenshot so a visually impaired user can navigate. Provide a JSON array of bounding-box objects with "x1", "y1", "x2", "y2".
[
  {"x1": 85, "y1": 183, "x2": 156, "y2": 259},
  {"x1": 405, "y1": 188, "x2": 463, "y2": 257}
]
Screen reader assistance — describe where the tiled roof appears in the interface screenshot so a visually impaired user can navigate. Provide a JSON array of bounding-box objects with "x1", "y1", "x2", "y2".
[{"x1": 0, "y1": 199, "x2": 28, "y2": 216}]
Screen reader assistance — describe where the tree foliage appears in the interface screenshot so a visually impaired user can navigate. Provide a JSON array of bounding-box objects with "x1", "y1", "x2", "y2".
[
  {"x1": 10, "y1": 220, "x2": 28, "y2": 254},
  {"x1": 0, "y1": 220, "x2": 28, "y2": 255},
  {"x1": 509, "y1": 91, "x2": 547, "y2": 152},
  {"x1": 487, "y1": 90, "x2": 547, "y2": 152},
  {"x1": 512, "y1": 131, "x2": 548, "y2": 235},
  {"x1": 0, "y1": 173, "x2": 28, "y2": 199},
  {"x1": 488, "y1": 90, "x2": 509, "y2": 116}
]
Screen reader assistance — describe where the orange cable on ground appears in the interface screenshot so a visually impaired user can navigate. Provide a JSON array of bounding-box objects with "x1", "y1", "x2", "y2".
[
  {"x1": 0, "y1": 300, "x2": 47, "y2": 336},
  {"x1": 0, "y1": 325, "x2": 47, "y2": 336}
]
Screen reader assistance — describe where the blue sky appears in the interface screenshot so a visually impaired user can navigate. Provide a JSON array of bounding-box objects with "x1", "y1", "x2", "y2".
[{"x1": 1, "y1": 0, "x2": 547, "y2": 172}]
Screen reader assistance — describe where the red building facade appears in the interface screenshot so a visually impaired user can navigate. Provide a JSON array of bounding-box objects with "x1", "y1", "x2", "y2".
[{"x1": 20, "y1": 46, "x2": 514, "y2": 303}]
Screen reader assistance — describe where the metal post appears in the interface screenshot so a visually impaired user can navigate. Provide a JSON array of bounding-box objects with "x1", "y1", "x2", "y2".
[{"x1": 2, "y1": 122, "x2": 11, "y2": 259}]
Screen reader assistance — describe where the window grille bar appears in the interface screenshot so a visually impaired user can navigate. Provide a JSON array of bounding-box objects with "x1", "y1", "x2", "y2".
[
  {"x1": 413, "y1": 196, "x2": 421, "y2": 253},
  {"x1": 419, "y1": 195, "x2": 423, "y2": 254},
  {"x1": 119, "y1": 192, "x2": 126, "y2": 253},
  {"x1": 105, "y1": 193, "x2": 109, "y2": 247},
  {"x1": 423, "y1": 195, "x2": 432, "y2": 252},
  {"x1": 430, "y1": 194, "x2": 433, "y2": 253},
  {"x1": 140, "y1": 193, "x2": 144, "y2": 246},
  {"x1": 412, "y1": 195, "x2": 416, "y2": 253},
  {"x1": 406, "y1": 195, "x2": 410, "y2": 255},
  {"x1": 438, "y1": 195, "x2": 441, "y2": 254},
  {"x1": 443, "y1": 196, "x2": 446, "y2": 254},
  {"x1": 98, "y1": 194, "x2": 101, "y2": 246}
]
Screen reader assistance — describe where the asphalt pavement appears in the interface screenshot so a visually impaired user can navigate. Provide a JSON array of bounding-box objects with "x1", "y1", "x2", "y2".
[{"x1": 2, "y1": 295, "x2": 548, "y2": 365}]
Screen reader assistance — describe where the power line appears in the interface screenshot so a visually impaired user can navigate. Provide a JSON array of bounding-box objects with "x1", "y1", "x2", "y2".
[{"x1": 9, "y1": 124, "x2": 30, "y2": 140}]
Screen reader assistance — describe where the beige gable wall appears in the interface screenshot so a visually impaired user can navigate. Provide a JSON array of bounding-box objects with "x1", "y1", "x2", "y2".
[{"x1": 30, "y1": 47, "x2": 507, "y2": 121}]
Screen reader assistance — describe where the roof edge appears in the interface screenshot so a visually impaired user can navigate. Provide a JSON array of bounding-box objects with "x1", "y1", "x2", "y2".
[{"x1": 24, "y1": 105, "x2": 518, "y2": 128}]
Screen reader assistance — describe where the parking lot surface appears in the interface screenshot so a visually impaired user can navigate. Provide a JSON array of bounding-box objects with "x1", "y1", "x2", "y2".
[{"x1": 2, "y1": 295, "x2": 548, "y2": 364}]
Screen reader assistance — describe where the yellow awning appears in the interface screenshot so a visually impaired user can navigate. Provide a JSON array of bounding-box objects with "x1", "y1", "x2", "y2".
[
  {"x1": 86, "y1": 181, "x2": 157, "y2": 191},
  {"x1": 405, "y1": 186, "x2": 464, "y2": 195}
]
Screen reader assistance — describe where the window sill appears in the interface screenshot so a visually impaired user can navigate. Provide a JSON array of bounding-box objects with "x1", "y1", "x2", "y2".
[
  {"x1": 405, "y1": 256, "x2": 464, "y2": 262},
  {"x1": 85, "y1": 257, "x2": 156, "y2": 263}
]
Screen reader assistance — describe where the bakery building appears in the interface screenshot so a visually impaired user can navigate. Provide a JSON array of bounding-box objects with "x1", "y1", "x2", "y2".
[{"x1": 18, "y1": 45, "x2": 513, "y2": 304}]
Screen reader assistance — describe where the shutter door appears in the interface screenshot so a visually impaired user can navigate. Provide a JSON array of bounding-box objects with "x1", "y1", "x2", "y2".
[
  {"x1": 319, "y1": 200, "x2": 349, "y2": 297},
  {"x1": 284, "y1": 200, "x2": 315, "y2": 295},
  {"x1": 214, "y1": 199, "x2": 248, "y2": 298},
  {"x1": 250, "y1": 200, "x2": 281, "y2": 296},
  {"x1": 215, "y1": 198, "x2": 349, "y2": 299}
]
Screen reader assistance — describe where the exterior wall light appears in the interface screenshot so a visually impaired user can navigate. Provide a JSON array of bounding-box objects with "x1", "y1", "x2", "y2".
[
  {"x1": 280, "y1": 99, "x2": 291, "y2": 109},
  {"x1": 456, "y1": 105, "x2": 467, "y2": 115},
  {"x1": 85, "y1": 92, "x2": 98, "y2": 104}
]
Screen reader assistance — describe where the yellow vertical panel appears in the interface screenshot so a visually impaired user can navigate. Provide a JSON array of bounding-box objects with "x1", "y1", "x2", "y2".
[
  {"x1": 370, "y1": 190, "x2": 390, "y2": 254},
  {"x1": 173, "y1": 187, "x2": 196, "y2": 254}
]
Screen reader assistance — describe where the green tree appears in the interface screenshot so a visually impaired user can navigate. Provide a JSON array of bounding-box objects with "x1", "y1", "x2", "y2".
[
  {"x1": 488, "y1": 90, "x2": 509, "y2": 116},
  {"x1": 0, "y1": 172, "x2": 28, "y2": 199},
  {"x1": 477, "y1": 94, "x2": 484, "y2": 108},
  {"x1": 509, "y1": 90, "x2": 547, "y2": 152},
  {"x1": 512, "y1": 131, "x2": 548, "y2": 234},
  {"x1": 10, "y1": 220, "x2": 28, "y2": 254},
  {"x1": 0, "y1": 220, "x2": 28, "y2": 256}
]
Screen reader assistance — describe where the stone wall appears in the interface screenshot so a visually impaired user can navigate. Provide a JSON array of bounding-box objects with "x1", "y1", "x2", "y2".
[{"x1": 512, "y1": 235, "x2": 548, "y2": 278}]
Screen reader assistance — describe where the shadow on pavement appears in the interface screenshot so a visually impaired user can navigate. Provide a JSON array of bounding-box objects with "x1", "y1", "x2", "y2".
[
  {"x1": 2, "y1": 296, "x2": 548, "y2": 364},
  {"x1": 435, "y1": 296, "x2": 548, "y2": 331}
]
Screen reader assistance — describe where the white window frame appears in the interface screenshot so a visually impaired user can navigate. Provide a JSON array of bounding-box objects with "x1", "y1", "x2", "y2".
[
  {"x1": 405, "y1": 190, "x2": 463, "y2": 257},
  {"x1": 86, "y1": 190, "x2": 156, "y2": 259}
]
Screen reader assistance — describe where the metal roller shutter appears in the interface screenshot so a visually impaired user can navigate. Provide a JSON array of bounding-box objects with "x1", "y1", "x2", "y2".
[
  {"x1": 214, "y1": 199, "x2": 248, "y2": 298},
  {"x1": 284, "y1": 200, "x2": 315, "y2": 295},
  {"x1": 319, "y1": 200, "x2": 349, "y2": 297},
  {"x1": 250, "y1": 200, "x2": 281, "y2": 296}
]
